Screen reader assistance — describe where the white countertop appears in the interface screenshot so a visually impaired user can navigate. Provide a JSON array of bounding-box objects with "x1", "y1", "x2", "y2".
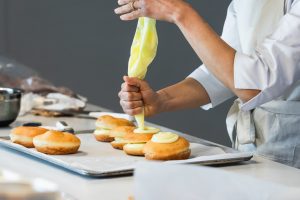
[{"x1": 0, "y1": 105, "x2": 300, "y2": 200}]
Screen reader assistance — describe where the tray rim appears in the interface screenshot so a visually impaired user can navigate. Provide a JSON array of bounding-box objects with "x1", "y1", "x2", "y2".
[
  {"x1": 0, "y1": 112, "x2": 253, "y2": 178},
  {"x1": 0, "y1": 138, "x2": 253, "y2": 178}
]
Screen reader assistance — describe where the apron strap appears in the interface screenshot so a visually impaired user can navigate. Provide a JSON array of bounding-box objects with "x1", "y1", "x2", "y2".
[
  {"x1": 226, "y1": 98, "x2": 300, "y2": 151},
  {"x1": 260, "y1": 100, "x2": 300, "y2": 115},
  {"x1": 226, "y1": 99, "x2": 256, "y2": 148}
]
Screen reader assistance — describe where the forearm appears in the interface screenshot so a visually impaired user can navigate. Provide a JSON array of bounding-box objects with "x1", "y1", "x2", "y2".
[
  {"x1": 156, "y1": 78, "x2": 210, "y2": 113},
  {"x1": 173, "y1": 3, "x2": 260, "y2": 102}
]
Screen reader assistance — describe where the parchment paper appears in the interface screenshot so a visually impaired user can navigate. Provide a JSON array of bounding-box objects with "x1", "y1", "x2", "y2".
[{"x1": 1, "y1": 134, "x2": 226, "y2": 174}]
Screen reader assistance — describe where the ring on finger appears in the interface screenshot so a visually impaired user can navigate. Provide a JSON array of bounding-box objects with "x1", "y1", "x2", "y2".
[{"x1": 130, "y1": 0, "x2": 137, "y2": 11}]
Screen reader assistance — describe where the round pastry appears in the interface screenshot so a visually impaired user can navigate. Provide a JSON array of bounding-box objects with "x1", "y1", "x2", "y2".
[
  {"x1": 10, "y1": 126, "x2": 48, "y2": 148},
  {"x1": 33, "y1": 130, "x2": 81, "y2": 155},
  {"x1": 110, "y1": 126, "x2": 136, "y2": 138},
  {"x1": 94, "y1": 115, "x2": 134, "y2": 142},
  {"x1": 123, "y1": 143, "x2": 145, "y2": 156},
  {"x1": 125, "y1": 126, "x2": 160, "y2": 143},
  {"x1": 111, "y1": 138, "x2": 128, "y2": 150},
  {"x1": 143, "y1": 132, "x2": 191, "y2": 160},
  {"x1": 123, "y1": 126, "x2": 160, "y2": 156},
  {"x1": 110, "y1": 126, "x2": 135, "y2": 150}
]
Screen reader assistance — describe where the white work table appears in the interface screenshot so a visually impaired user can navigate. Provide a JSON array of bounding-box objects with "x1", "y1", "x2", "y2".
[{"x1": 0, "y1": 105, "x2": 300, "y2": 200}]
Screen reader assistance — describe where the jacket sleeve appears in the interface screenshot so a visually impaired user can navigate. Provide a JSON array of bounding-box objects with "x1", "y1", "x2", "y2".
[{"x1": 234, "y1": 1, "x2": 300, "y2": 111}]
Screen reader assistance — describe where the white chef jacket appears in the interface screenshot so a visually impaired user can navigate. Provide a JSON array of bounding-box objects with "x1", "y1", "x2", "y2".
[
  {"x1": 188, "y1": 0, "x2": 300, "y2": 168},
  {"x1": 189, "y1": 0, "x2": 300, "y2": 111}
]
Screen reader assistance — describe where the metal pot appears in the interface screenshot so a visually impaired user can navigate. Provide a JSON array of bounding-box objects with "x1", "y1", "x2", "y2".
[{"x1": 0, "y1": 88, "x2": 22, "y2": 127}]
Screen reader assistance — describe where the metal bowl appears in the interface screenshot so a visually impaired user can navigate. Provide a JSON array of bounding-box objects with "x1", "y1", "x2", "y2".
[{"x1": 0, "y1": 88, "x2": 22, "y2": 127}]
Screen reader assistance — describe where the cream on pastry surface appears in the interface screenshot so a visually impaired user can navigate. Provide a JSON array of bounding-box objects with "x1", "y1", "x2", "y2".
[
  {"x1": 133, "y1": 126, "x2": 160, "y2": 134},
  {"x1": 143, "y1": 132, "x2": 191, "y2": 160},
  {"x1": 121, "y1": 127, "x2": 160, "y2": 156},
  {"x1": 151, "y1": 132, "x2": 179, "y2": 143}
]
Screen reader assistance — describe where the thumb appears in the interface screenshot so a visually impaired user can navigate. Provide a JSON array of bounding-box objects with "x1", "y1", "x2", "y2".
[{"x1": 123, "y1": 76, "x2": 152, "y2": 91}]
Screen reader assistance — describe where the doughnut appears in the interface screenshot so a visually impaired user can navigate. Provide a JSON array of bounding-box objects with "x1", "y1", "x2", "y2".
[
  {"x1": 143, "y1": 132, "x2": 191, "y2": 160},
  {"x1": 123, "y1": 143, "x2": 145, "y2": 156},
  {"x1": 94, "y1": 115, "x2": 134, "y2": 142},
  {"x1": 33, "y1": 130, "x2": 81, "y2": 155},
  {"x1": 122, "y1": 126, "x2": 160, "y2": 156},
  {"x1": 111, "y1": 137, "x2": 128, "y2": 150},
  {"x1": 110, "y1": 126, "x2": 135, "y2": 150},
  {"x1": 10, "y1": 126, "x2": 48, "y2": 148}
]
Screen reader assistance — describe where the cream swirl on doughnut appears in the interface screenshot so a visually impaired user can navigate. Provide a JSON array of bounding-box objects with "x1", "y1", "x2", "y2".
[
  {"x1": 133, "y1": 126, "x2": 160, "y2": 134},
  {"x1": 151, "y1": 132, "x2": 179, "y2": 143},
  {"x1": 122, "y1": 126, "x2": 160, "y2": 156},
  {"x1": 144, "y1": 132, "x2": 191, "y2": 160}
]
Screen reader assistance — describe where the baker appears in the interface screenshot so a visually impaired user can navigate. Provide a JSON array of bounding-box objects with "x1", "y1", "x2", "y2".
[{"x1": 115, "y1": 0, "x2": 300, "y2": 168}]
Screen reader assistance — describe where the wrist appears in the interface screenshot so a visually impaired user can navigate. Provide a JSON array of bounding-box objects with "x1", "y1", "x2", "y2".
[
  {"x1": 171, "y1": 2, "x2": 193, "y2": 24},
  {"x1": 155, "y1": 90, "x2": 170, "y2": 114}
]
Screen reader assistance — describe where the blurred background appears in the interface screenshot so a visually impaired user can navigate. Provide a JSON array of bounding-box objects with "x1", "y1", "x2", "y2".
[{"x1": 0, "y1": 0, "x2": 233, "y2": 146}]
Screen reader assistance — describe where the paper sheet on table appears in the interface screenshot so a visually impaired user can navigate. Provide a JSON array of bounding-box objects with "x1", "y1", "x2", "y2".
[
  {"x1": 49, "y1": 140, "x2": 225, "y2": 173},
  {"x1": 0, "y1": 134, "x2": 225, "y2": 173},
  {"x1": 133, "y1": 162, "x2": 300, "y2": 200}
]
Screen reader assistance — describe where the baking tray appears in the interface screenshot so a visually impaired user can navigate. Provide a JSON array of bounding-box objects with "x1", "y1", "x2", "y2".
[{"x1": 0, "y1": 133, "x2": 252, "y2": 178}]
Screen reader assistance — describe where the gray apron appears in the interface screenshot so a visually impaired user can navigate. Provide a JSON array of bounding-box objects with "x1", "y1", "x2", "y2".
[{"x1": 226, "y1": 0, "x2": 300, "y2": 168}]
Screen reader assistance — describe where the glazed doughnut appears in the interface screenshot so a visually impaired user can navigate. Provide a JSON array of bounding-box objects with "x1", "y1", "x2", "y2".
[
  {"x1": 10, "y1": 126, "x2": 48, "y2": 148},
  {"x1": 122, "y1": 126, "x2": 160, "y2": 156},
  {"x1": 33, "y1": 130, "x2": 81, "y2": 155},
  {"x1": 94, "y1": 115, "x2": 134, "y2": 142},
  {"x1": 143, "y1": 132, "x2": 191, "y2": 160}
]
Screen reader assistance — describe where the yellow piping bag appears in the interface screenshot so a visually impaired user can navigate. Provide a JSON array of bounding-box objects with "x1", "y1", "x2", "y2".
[{"x1": 128, "y1": 17, "x2": 158, "y2": 130}]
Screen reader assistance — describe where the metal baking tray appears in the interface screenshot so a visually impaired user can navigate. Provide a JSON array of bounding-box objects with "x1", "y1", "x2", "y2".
[{"x1": 0, "y1": 132, "x2": 252, "y2": 178}]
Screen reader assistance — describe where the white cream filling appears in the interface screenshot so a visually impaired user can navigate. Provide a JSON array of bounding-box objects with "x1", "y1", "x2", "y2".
[
  {"x1": 33, "y1": 140, "x2": 79, "y2": 148},
  {"x1": 114, "y1": 137, "x2": 127, "y2": 143},
  {"x1": 10, "y1": 134, "x2": 33, "y2": 143},
  {"x1": 95, "y1": 121, "x2": 111, "y2": 129},
  {"x1": 134, "y1": 126, "x2": 160, "y2": 134},
  {"x1": 124, "y1": 143, "x2": 145, "y2": 150},
  {"x1": 151, "y1": 132, "x2": 179, "y2": 144},
  {"x1": 93, "y1": 129, "x2": 111, "y2": 136}
]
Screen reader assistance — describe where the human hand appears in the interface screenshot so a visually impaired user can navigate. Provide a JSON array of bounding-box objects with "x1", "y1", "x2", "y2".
[
  {"x1": 118, "y1": 76, "x2": 161, "y2": 117},
  {"x1": 114, "y1": 0, "x2": 188, "y2": 23}
]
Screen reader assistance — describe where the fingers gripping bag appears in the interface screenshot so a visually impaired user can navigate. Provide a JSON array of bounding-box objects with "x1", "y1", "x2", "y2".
[{"x1": 128, "y1": 17, "x2": 158, "y2": 130}]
